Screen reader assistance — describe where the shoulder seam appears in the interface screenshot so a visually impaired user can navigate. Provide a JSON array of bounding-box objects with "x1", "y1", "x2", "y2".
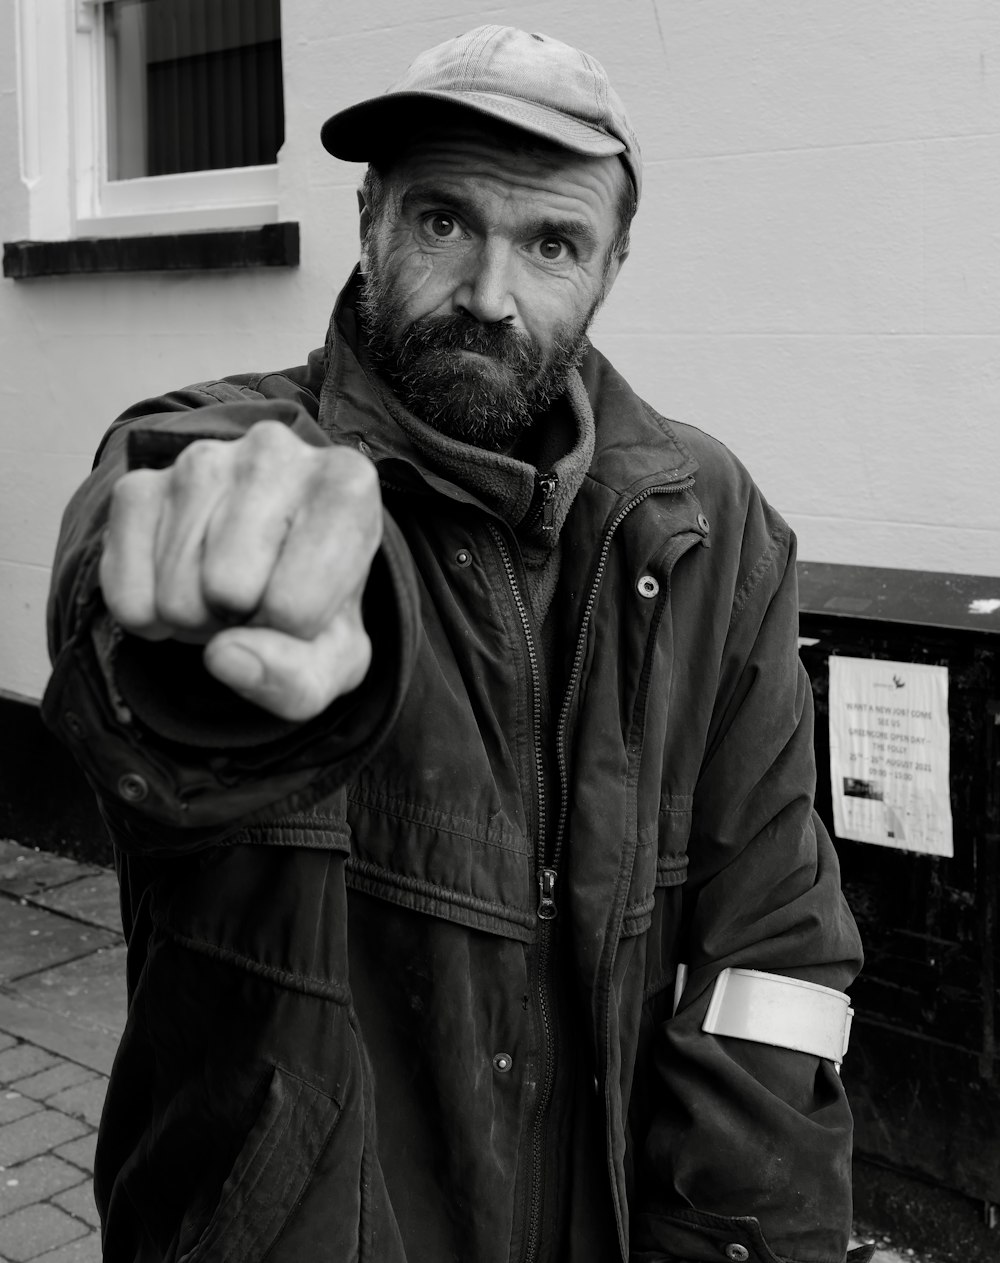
[{"x1": 729, "y1": 522, "x2": 790, "y2": 629}]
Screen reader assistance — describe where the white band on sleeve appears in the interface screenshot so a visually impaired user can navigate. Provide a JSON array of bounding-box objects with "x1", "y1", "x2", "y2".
[{"x1": 702, "y1": 968, "x2": 854, "y2": 1066}]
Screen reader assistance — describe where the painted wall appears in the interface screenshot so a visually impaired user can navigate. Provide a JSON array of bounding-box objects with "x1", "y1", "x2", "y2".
[{"x1": 2, "y1": 0, "x2": 998, "y2": 702}]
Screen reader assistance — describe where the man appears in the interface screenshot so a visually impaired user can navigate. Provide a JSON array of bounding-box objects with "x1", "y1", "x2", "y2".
[{"x1": 44, "y1": 26, "x2": 873, "y2": 1263}]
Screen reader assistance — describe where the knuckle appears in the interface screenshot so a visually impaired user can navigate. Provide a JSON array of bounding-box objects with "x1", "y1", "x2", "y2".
[
  {"x1": 108, "y1": 468, "x2": 160, "y2": 516},
  {"x1": 172, "y1": 438, "x2": 227, "y2": 485},
  {"x1": 154, "y1": 585, "x2": 206, "y2": 630},
  {"x1": 201, "y1": 556, "x2": 263, "y2": 616},
  {"x1": 233, "y1": 421, "x2": 303, "y2": 484},
  {"x1": 315, "y1": 444, "x2": 377, "y2": 495},
  {"x1": 340, "y1": 447, "x2": 380, "y2": 498},
  {"x1": 100, "y1": 575, "x2": 143, "y2": 629},
  {"x1": 246, "y1": 418, "x2": 291, "y2": 446},
  {"x1": 313, "y1": 450, "x2": 383, "y2": 546}
]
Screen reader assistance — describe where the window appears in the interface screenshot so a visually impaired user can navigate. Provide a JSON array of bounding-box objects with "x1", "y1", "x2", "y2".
[
  {"x1": 16, "y1": 0, "x2": 284, "y2": 239},
  {"x1": 102, "y1": 0, "x2": 283, "y2": 180}
]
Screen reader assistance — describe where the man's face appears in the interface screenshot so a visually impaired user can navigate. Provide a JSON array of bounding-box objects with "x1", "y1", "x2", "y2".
[{"x1": 360, "y1": 121, "x2": 627, "y2": 449}]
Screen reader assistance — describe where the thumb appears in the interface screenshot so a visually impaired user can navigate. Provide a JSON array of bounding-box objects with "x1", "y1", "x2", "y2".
[{"x1": 204, "y1": 617, "x2": 372, "y2": 722}]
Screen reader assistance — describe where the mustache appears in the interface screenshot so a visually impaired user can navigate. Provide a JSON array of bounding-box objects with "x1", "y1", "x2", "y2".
[{"x1": 398, "y1": 313, "x2": 542, "y2": 374}]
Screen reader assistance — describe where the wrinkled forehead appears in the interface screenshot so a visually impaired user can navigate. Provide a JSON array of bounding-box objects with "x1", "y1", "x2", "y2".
[{"x1": 371, "y1": 105, "x2": 629, "y2": 211}]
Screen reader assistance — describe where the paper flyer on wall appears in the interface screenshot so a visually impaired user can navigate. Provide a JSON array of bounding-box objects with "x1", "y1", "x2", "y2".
[{"x1": 827, "y1": 656, "x2": 954, "y2": 857}]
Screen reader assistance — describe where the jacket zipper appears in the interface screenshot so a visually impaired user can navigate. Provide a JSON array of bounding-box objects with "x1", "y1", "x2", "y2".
[
  {"x1": 550, "y1": 479, "x2": 694, "y2": 1263},
  {"x1": 525, "y1": 472, "x2": 559, "y2": 537},
  {"x1": 551, "y1": 481, "x2": 692, "y2": 885},
  {"x1": 486, "y1": 522, "x2": 556, "y2": 1263}
]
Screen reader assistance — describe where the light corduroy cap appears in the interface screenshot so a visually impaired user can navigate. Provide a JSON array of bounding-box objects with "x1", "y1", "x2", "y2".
[{"x1": 321, "y1": 25, "x2": 642, "y2": 201}]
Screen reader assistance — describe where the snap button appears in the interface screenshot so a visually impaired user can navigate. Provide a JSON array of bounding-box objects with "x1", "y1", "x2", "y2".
[
  {"x1": 117, "y1": 772, "x2": 149, "y2": 803},
  {"x1": 64, "y1": 712, "x2": 84, "y2": 739},
  {"x1": 724, "y1": 1244, "x2": 750, "y2": 1262},
  {"x1": 455, "y1": 549, "x2": 472, "y2": 567},
  {"x1": 697, "y1": 512, "x2": 710, "y2": 533},
  {"x1": 637, "y1": 575, "x2": 659, "y2": 599},
  {"x1": 492, "y1": 1052, "x2": 513, "y2": 1073}
]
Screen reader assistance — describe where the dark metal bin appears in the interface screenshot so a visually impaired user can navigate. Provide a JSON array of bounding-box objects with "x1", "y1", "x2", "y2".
[{"x1": 797, "y1": 563, "x2": 1000, "y2": 1219}]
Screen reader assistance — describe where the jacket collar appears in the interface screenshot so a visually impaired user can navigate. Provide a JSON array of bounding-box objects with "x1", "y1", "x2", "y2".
[{"x1": 316, "y1": 268, "x2": 699, "y2": 501}]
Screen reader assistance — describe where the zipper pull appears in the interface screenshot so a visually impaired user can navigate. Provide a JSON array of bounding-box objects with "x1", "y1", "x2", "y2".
[
  {"x1": 537, "y1": 867, "x2": 558, "y2": 920},
  {"x1": 536, "y1": 474, "x2": 558, "y2": 534}
]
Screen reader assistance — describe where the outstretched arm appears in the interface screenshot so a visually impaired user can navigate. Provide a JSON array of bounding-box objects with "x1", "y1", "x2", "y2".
[{"x1": 44, "y1": 389, "x2": 419, "y2": 842}]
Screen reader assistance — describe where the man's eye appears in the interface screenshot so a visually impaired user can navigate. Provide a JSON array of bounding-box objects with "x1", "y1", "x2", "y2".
[
  {"x1": 537, "y1": 238, "x2": 568, "y2": 262},
  {"x1": 427, "y1": 214, "x2": 458, "y2": 238}
]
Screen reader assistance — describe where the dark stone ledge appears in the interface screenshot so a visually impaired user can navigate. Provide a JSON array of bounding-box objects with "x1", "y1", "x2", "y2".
[{"x1": 3, "y1": 221, "x2": 299, "y2": 279}]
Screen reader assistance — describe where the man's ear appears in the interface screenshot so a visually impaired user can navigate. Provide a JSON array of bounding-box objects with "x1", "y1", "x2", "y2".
[{"x1": 357, "y1": 188, "x2": 372, "y2": 247}]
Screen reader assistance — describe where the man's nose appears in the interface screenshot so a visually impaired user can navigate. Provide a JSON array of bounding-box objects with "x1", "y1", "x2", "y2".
[{"x1": 454, "y1": 241, "x2": 517, "y2": 325}]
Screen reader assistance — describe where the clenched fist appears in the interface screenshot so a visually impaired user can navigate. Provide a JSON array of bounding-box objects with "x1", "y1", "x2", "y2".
[{"x1": 98, "y1": 421, "x2": 382, "y2": 722}]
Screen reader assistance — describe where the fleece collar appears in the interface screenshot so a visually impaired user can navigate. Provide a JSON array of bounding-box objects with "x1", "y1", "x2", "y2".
[{"x1": 316, "y1": 269, "x2": 698, "y2": 508}]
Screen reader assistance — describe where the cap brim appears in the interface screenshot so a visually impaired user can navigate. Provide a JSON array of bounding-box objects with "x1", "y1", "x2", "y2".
[{"x1": 321, "y1": 90, "x2": 626, "y2": 163}]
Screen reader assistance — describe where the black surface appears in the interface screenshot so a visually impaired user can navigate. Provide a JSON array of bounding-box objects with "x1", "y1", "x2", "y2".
[
  {"x1": 0, "y1": 695, "x2": 111, "y2": 866},
  {"x1": 853, "y1": 1155, "x2": 998, "y2": 1262},
  {"x1": 3, "y1": 222, "x2": 299, "y2": 279},
  {"x1": 798, "y1": 562, "x2": 1000, "y2": 636},
  {"x1": 798, "y1": 593, "x2": 1000, "y2": 1209}
]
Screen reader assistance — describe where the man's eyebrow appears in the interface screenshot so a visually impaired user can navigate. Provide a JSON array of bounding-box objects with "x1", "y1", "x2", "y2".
[{"x1": 399, "y1": 183, "x2": 473, "y2": 216}]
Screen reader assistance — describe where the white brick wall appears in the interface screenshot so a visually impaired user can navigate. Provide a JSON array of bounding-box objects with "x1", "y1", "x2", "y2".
[{"x1": 3, "y1": 0, "x2": 998, "y2": 700}]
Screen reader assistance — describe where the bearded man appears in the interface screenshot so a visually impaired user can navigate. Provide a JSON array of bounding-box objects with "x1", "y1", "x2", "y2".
[{"x1": 44, "y1": 26, "x2": 873, "y2": 1263}]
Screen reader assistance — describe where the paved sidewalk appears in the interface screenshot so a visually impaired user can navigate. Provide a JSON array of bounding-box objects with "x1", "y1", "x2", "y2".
[
  {"x1": 0, "y1": 837, "x2": 923, "y2": 1263},
  {"x1": 0, "y1": 840, "x2": 123, "y2": 1262}
]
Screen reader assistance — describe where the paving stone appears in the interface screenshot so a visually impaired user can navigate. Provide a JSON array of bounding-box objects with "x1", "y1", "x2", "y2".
[
  {"x1": 0, "y1": 1153, "x2": 86, "y2": 1216},
  {"x1": 46, "y1": 1082, "x2": 107, "y2": 1132},
  {"x1": 0, "y1": 903, "x2": 119, "y2": 985},
  {"x1": 0, "y1": 1046, "x2": 58, "y2": 1088},
  {"x1": 0, "y1": 1202, "x2": 88, "y2": 1262},
  {"x1": 29, "y1": 876, "x2": 122, "y2": 937},
  {"x1": 8, "y1": 949, "x2": 128, "y2": 1045},
  {"x1": 0, "y1": 1111, "x2": 88, "y2": 1168},
  {"x1": 31, "y1": 1232, "x2": 103, "y2": 1263},
  {"x1": 51, "y1": 1181, "x2": 100, "y2": 1229},
  {"x1": 51, "y1": 1133, "x2": 96, "y2": 1175},
  {"x1": 0, "y1": 1093, "x2": 42, "y2": 1126},
  {"x1": 9, "y1": 1065, "x2": 96, "y2": 1104},
  {"x1": 0, "y1": 843, "x2": 98, "y2": 899},
  {"x1": 0, "y1": 994, "x2": 117, "y2": 1079},
  {"x1": 0, "y1": 1035, "x2": 16, "y2": 1054}
]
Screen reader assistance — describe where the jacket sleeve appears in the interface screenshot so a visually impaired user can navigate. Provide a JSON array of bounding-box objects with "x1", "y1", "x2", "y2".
[
  {"x1": 41, "y1": 383, "x2": 420, "y2": 852},
  {"x1": 631, "y1": 513, "x2": 870, "y2": 1263}
]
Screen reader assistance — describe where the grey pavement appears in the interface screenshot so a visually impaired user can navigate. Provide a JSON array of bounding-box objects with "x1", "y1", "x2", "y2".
[
  {"x1": 0, "y1": 839, "x2": 120, "y2": 1262},
  {"x1": 0, "y1": 837, "x2": 921, "y2": 1263}
]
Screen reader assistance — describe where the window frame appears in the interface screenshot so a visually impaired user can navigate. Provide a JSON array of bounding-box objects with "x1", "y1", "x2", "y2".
[{"x1": 17, "y1": 0, "x2": 281, "y2": 241}]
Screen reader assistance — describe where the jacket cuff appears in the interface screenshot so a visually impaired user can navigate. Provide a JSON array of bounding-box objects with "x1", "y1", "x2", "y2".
[
  {"x1": 42, "y1": 511, "x2": 419, "y2": 841},
  {"x1": 630, "y1": 1209, "x2": 875, "y2": 1263}
]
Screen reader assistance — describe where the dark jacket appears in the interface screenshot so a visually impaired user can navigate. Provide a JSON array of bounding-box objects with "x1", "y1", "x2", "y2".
[{"x1": 44, "y1": 276, "x2": 871, "y2": 1263}]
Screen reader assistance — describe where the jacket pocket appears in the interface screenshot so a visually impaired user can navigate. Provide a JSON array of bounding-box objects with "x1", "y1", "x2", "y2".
[
  {"x1": 178, "y1": 1064, "x2": 342, "y2": 1263},
  {"x1": 622, "y1": 799, "x2": 692, "y2": 940}
]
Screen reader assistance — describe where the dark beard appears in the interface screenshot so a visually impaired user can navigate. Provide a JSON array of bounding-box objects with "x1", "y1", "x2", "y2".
[{"x1": 359, "y1": 256, "x2": 593, "y2": 451}]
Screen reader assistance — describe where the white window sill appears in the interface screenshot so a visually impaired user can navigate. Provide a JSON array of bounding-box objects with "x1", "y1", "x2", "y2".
[{"x1": 75, "y1": 200, "x2": 279, "y2": 239}]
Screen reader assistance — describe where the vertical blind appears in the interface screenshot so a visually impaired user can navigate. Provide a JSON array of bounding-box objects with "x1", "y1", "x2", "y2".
[{"x1": 104, "y1": 0, "x2": 284, "y2": 180}]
